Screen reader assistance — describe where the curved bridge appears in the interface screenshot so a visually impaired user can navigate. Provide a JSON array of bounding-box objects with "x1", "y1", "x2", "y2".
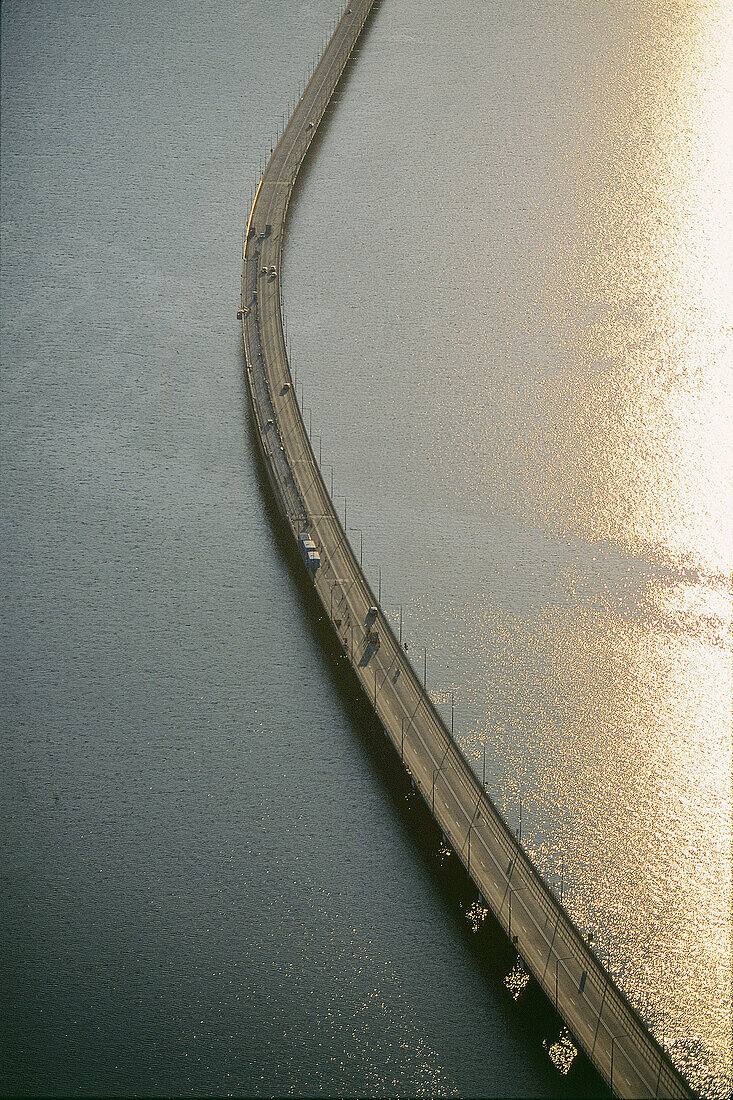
[{"x1": 239, "y1": 4, "x2": 694, "y2": 1097}]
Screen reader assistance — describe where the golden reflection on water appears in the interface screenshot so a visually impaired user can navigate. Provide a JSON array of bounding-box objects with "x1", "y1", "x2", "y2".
[
  {"x1": 461, "y1": 5, "x2": 732, "y2": 1096},
  {"x1": 536, "y1": 3, "x2": 733, "y2": 581},
  {"x1": 320, "y1": 0, "x2": 732, "y2": 1092}
]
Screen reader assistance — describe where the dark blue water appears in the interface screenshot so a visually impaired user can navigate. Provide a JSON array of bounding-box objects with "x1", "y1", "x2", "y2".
[
  {"x1": 0, "y1": 1, "x2": 595, "y2": 1095},
  {"x1": 2, "y1": 0, "x2": 729, "y2": 1096}
]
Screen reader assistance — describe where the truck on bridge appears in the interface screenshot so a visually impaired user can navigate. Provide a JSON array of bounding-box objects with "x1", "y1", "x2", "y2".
[{"x1": 298, "y1": 530, "x2": 321, "y2": 574}]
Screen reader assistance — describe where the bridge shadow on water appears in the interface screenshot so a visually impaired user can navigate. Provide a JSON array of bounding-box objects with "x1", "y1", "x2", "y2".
[{"x1": 241, "y1": 375, "x2": 610, "y2": 1098}]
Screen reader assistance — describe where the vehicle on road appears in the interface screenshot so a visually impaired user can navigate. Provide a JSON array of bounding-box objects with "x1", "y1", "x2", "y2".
[{"x1": 298, "y1": 530, "x2": 321, "y2": 573}]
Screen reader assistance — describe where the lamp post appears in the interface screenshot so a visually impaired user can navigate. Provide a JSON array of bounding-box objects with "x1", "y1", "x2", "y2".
[
  {"x1": 466, "y1": 800, "x2": 481, "y2": 874},
  {"x1": 655, "y1": 1010, "x2": 668, "y2": 1096},
  {"x1": 610, "y1": 1033, "x2": 626, "y2": 1094},
  {"x1": 507, "y1": 884, "x2": 531, "y2": 943},
  {"x1": 349, "y1": 526, "x2": 363, "y2": 565},
  {"x1": 554, "y1": 953, "x2": 575, "y2": 1012},
  {"x1": 432, "y1": 745, "x2": 450, "y2": 814},
  {"x1": 329, "y1": 576, "x2": 357, "y2": 623},
  {"x1": 304, "y1": 512, "x2": 351, "y2": 555},
  {"x1": 591, "y1": 977, "x2": 609, "y2": 1055},
  {"x1": 402, "y1": 699, "x2": 421, "y2": 767}
]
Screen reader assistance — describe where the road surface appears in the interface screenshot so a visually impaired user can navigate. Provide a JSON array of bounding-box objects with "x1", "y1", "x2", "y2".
[{"x1": 239, "y1": 3, "x2": 695, "y2": 1096}]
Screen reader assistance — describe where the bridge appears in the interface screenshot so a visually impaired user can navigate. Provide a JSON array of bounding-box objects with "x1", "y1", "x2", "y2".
[{"x1": 239, "y1": 2, "x2": 695, "y2": 1096}]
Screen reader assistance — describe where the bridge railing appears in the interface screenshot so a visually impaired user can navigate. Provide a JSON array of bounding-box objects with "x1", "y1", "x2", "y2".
[{"x1": 241, "y1": 0, "x2": 694, "y2": 1094}]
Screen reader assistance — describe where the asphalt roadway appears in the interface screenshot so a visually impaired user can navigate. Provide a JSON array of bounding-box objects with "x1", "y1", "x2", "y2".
[{"x1": 239, "y1": 2, "x2": 695, "y2": 1096}]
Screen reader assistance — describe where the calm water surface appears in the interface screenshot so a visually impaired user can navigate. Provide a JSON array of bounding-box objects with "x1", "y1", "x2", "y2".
[
  {"x1": 1, "y1": 0, "x2": 730, "y2": 1097},
  {"x1": 285, "y1": 1, "x2": 732, "y2": 1097}
]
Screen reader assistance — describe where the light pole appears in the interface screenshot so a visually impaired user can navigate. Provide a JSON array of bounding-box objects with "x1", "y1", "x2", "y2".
[
  {"x1": 655, "y1": 1010, "x2": 668, "y2": 1096},
  {"x1": 402, "y1": 699, "x2": 421, "y2": 767},
  {"x1": 349, "y1": 526, "x2": 363, "y2": 565},
  {"x1": 329, "y1": 575, "x2": 357, "y2": 623},
  {"x1": 555, "y1": 953, "x2": 574, "y2": 1011},
  {"x1": 591, "y1": 977, "x2": 609, "y2": 1055},
  {"x1": 610, "y1": 1033, "x2": 626, "y2": 1094},
  {"x1": 466, "y1": 800, "x2": 481, "y2": 874},
  {"x1": 423, "y1": 647, "x2": 427, "y2": 689},
  {"x1": 432, "y1": 744, "x2": 450, "y2": 814},
  {"x1": 305, "y1": 512, "x2": 351, "y2": 554},
  {"x1": 507, "y1": 884, "x2": 531, "y2": 943}
]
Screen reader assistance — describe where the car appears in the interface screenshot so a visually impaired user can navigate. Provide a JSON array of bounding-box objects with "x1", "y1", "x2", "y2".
[
  {"x1": 260, "y1": 267, "x2": 267, "y2": 276},
  {"x1": 268, "y1": 266, "x2": 277, "y2": 279}
]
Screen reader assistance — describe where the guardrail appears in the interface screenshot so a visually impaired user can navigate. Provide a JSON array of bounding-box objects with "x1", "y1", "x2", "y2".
[{"x1": 239, "y1": 2, "x2": 696, "y2": 1096}]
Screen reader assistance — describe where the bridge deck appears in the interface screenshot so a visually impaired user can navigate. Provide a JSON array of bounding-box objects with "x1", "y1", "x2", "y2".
[{"x1": 239, "y1": 3, "x2": 695, "y2": 1097}]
